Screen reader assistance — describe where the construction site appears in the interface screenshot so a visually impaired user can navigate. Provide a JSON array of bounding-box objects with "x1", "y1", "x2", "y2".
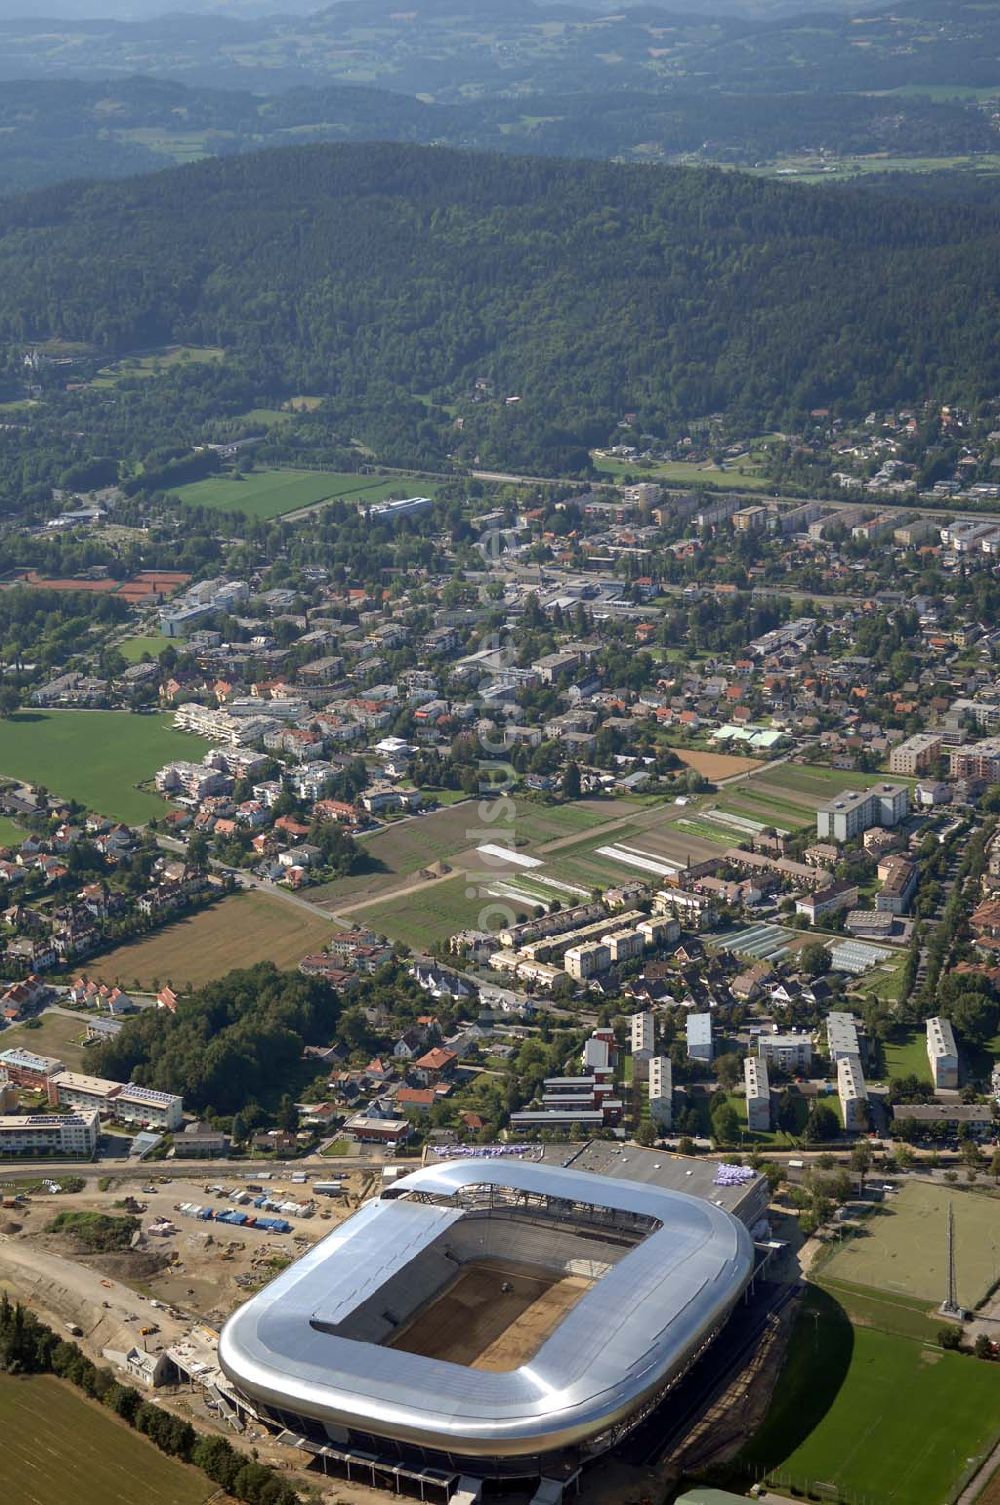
[{"x1": 0, "y1": 1150, "x2": 799, "y2": 1505}]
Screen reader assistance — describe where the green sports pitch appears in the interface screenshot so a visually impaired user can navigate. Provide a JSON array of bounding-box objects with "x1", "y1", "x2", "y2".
[
  {"x1": 170, "y1": 468, "x2": 441, "y2": 520},
  {"x1": 740, "y1": 1285, "x2": 1000, "y2": 1505},
  {"x1": 819, "y1": 1181, "x2": 1000, "y2": 1308}
]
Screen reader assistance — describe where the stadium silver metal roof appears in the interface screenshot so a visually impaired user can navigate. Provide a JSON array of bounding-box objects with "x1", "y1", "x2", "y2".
[{"x1": 218, "y1": 1158, "x2": 754, "y2": 1459}]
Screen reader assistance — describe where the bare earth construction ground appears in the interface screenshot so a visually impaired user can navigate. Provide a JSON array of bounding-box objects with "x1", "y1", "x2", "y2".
[{"x1": 388, "y1": 1258, "x2": 592, "y2": 1371}]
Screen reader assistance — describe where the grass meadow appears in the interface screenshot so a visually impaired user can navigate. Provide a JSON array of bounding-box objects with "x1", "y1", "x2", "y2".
[
  {"x1": 170, "y1": 468, "x2": 441, "y2": 521},
  {"x1": 0, "y1": 710, "x2": 203, "y2": 824}
]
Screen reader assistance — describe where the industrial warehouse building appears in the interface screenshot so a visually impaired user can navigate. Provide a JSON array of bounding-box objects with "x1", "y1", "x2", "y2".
[{"x1": 219, "y1": 1157, "x2": 755, "y2": 1483}]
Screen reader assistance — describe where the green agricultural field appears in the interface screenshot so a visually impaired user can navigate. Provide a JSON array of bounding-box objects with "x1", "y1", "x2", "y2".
[
  {"x1": 355, "y1": 875, "x2": 485, "y2": 949},
  {"x1": 820, "y1": 1181, "x2": 1000, "y2": 1308},
  {"x1": 311, "y1": 801, "x2": 479, "y2": 905},
  {"x1": 0, "y1": 710, "x2": 203, "y2": 824},
  {"x1": 739, "y1": 1285, "x2": 1000, "y2": 1505},
  {"x1": 0, "y1": 1373, "x2": 210, "y2": 1505},
  {"x1": 92, "y1": 891, "x2": 335, "y2": 991},
  {"x1": 716, "y1": 789, "x2": 813, "y2": 829},
  {"x1": 118, "y1": 633, "x2": 170, "y2": 663},
  {"x1": 170, "y1": 468, "x2": 441, "y2": 521}
]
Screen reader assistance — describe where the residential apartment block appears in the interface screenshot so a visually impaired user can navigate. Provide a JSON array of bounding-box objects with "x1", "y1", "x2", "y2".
[
  {"x1": 926, "y1": 1016, "x2": 959, "y2": 1090},
  {"x1": 744, "y1": 1056, "x2": 771, "y2": 1132},
  {"x1": 816, "y1": 783, "x2": 909, "y2": 843}
]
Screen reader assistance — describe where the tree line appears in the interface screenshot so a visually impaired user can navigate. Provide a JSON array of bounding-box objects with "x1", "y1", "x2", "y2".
[{"x1": 0, "y1": 1293, "x2": 300, "y2": 1504}]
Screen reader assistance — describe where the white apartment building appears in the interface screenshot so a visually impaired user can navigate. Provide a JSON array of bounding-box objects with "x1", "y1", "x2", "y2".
[
  {"x1": 745, "y1": 1056, "x2": 771, "y2": 1132},
  {"x1": 686, "y1": 1012, "x2": 713, "y2": 1063},
  {"x1": 926, "y1": 1016, "x2": 959, "y2": 1090},
  {"x1": 630, "y1": 1011, "x2": 656, "y2": 1060},
  {"x1": 889, "y1": 733, "x2": 942, "y2": 777},
  {"x1": 564, "y1": 941, "x2": 611, "y2": 980},
  {"x1": 174, "y1": 702, "x2": 274, "y2": 746},
  {"x1": 116, "y1": 1085, "x2": 184, "y2": 1132},
  {"x1": 648, "y1": 1056, "x2": 673, "y2": 1130},
  {"x1": 0, "y1": 1110, "x2": 99, "y2": 1158},
  {"x1": 757, "y1": 1033, "x2": 812, "y2": 1073},
  {"x1": 604, "y1": 929, "x2": 645, "y2": 964},
  {"x1": 826, "y1": 1012, "x2": 863, "y2": 1063},
  {"x1": 838, "y1": 1054, "x2": 869, "y2": 1133},
  {"x1": 48, "y1": 1071, "x2": 122, "y2": 1115},
  {"x1": 816, "y1": 783, "x2": 909, "y2": 843}
]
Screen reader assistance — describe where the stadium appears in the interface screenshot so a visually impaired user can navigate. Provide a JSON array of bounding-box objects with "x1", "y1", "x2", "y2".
[{"x1": 219, "y1": 1157, "x2": 755, "y2": 1483}]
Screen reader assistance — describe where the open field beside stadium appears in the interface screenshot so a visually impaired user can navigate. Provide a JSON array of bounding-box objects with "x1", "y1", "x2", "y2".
[
  {"x1": 0, "y1": 710, "x2": 202, "y2": 824},
  {"x1": 89, "y1": 891, "x2": 335, "y2": 991},
  {"x1": 389, "y1": 1259, "x2": 591, "y2": 1371},
  {"x1": 739, "y1": 1284, "x2": 1000, "y2": 1505},
  {"x1": 0, "y1": 1374, "x2": 210, "y2": 1505},
  {"x1": 170, "y1": 468, "x2": 441, "y2": 521},
  {"x1": 819, "y1": 1182, "x2": 1000, "y2": 1308}
]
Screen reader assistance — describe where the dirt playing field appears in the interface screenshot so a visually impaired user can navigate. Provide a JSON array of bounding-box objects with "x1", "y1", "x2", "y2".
[
  {"x1": 388, "y1": 1259, "x2": 592, "y2": 1371},
  {"x1": 672, "y1": 749, "x2": 763, "y2": 780}
]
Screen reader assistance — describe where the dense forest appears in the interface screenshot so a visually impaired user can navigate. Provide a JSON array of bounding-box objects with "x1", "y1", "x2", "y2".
[
  {"x1": 94, "y1": 962, "x2": 340, "y2": 1116},
  {"x1": 0, "y1": 141, "x2": 996, "y2": 473},
  {"x1": 0, "y1": 76, "x2": 993, "y2": 197}
]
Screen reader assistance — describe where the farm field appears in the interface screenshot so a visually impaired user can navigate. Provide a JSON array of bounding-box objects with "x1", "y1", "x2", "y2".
[
  {"x1": 311, "y1": 802, "x2": 479, "y2": 907},
  {"x1": 739, "y1": 1285, "x2": 1000, "y2": 1505},
  {"x1": 118, "y1": 633, "x2": 170, "y2": 662},
  {"x1": 752, "y1": 764, "x2": 911, "y2": 805},
  {"x1": 670, "y1": 748, "x2": 763, "y2": 781},
  {"x1": 819, "y1": 1181, "x2": 1000, "y2": 1308},
  {"x1": 0, "y1": 1009, "x2": 92, "y2": 1071},
  {"x1": 0, "y1": 1373, "x2": 211, "y2": 1505},
  {"x1": 0, "y1": 710, "x2": 203, "y2": 824},
  {"x1": 170, "y1": 467, "x2": 441, "y2": 521},
  {"x1": 715, "y1": 788, "x2": 814, "y2": 829},
  {"x1": 354, "y1": 874, "x2": 485, "y2": 949},
  {"x1": 90, "y1": 891, "x2": 335, "y2": 991}
]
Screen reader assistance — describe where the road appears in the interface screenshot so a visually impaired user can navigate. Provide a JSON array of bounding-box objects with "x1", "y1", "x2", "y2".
[{"x1": 0, "y1": 1153, "x2": 388, "y2": 1182}]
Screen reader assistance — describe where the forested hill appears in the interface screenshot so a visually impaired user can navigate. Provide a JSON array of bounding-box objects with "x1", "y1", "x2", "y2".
[{"x1": 0, "y1": 142, "x2": 998, "y2": 452}]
